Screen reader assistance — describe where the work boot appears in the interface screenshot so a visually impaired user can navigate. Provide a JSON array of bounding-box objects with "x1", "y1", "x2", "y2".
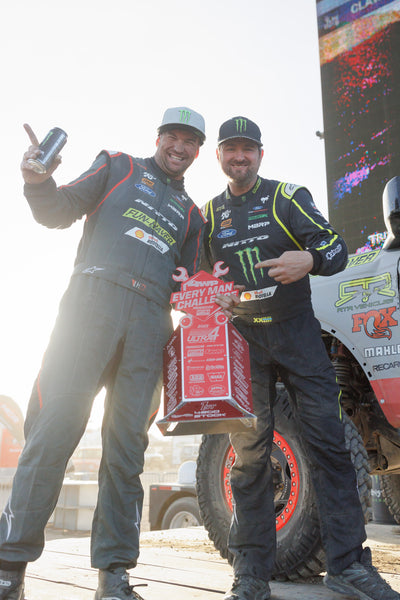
[
  {"x1": 224, "y1": 575, "x2": 271, "y2": 600},
  {"x1": 324, "y1": 547, "x2": 400, "y2": 599},
  {"x1": 95, "y1": 567, "x2": 147, "y2": 600},
  {"x1": 0, "y1": 567, "x2": 25, "y2": 599}
]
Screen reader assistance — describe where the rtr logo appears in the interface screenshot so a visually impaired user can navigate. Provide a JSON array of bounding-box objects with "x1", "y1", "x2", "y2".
[
  {"x1": 336, "y1": 273, "x2": 396, "y2": 307},
  {"x1": 352, "y1": 306, "x2": 398, "y2": 340}
]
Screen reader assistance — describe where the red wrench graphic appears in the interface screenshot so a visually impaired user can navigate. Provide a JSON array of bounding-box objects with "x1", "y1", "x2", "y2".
[
  {"x1": 213, "y1": 261, "x2": 229, "y2": 279},
  {"x1": 172, "y1": 267, "x2": 189, "y2": 282}
]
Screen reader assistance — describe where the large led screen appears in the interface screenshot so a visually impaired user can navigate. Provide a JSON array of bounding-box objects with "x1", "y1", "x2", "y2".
[{"x1": 317, "y1": 0, "x2": 400, "y2": 253}]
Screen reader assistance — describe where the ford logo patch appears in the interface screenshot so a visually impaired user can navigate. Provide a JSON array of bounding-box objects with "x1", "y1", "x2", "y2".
[{"x1": 217, "y1": 228, "x2": 237, "y2": 238}]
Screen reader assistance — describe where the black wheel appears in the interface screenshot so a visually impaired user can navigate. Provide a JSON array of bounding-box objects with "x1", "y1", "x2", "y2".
[
  {"x1": 196, "y1": 391, "x2": 371, "y2": 580},
  {"x1": 380, "y1": 474, "x2": 400, "y2": 523},
  {"x1": 160, "y1": 496, "x2": 202, "y2": 529}
]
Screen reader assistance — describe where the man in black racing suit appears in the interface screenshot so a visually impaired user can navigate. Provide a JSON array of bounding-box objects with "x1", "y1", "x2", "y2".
[
  {"x1": 0, "y1": 107, "x2": 232, "y2": 600},
  {"x1": 202, "y1": 116, "x2": 400, "y2": 600}
]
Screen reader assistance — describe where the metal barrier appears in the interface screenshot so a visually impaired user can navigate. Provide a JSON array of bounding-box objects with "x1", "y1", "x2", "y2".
[{"x1": 0, "y1": 471, "x2": 178, "y2": 532}]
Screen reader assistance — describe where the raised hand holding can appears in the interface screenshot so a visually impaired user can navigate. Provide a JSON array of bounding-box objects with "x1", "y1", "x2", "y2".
[{"x1": 22, "y1": 123, "x2": 66, "y2": 184}]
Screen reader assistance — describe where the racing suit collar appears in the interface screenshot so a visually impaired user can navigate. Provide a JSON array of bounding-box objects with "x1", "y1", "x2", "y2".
[
  {"x1": 148, "y1": 156, "x2": 186, "y2": 191},
  {"x1": 225, "y1": 176, "x2": 263, "y2": 206}
]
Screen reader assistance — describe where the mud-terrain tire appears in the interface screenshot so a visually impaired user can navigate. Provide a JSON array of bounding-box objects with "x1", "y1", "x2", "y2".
[
  {"x1": 196, "y1": 392, "x2": 371, "y2": 580},
  {"x1": 380, "y1": 474, "x2": 400, "y2": 523},
  {"x1": 344, "y1": 415, "x2": 372, "y2": 522},
  {"x1": 161, "y1": 496, "x2": 202, "y2": 529}
]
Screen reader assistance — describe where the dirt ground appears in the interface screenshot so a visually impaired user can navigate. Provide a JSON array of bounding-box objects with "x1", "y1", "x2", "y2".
[
  {"x1": 364, "y1": 523, "x2": 400, "y2": 574},
  {"x1": 140, "y1": 522, "x2": 400, "y2": 575}
]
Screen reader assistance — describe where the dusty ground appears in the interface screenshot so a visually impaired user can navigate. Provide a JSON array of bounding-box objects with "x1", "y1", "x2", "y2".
[
  {"x1": 41, "y1": 522, "x2": 399, "y2": 598},
  {"x1": 365, "y1": 523, "x2": 400, "y2": 574},
  {"x1": 140, "y1": 522, "x2": 400, "y2": 575}
]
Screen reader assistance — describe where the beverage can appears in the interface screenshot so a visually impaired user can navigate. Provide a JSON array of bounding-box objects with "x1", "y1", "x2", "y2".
[{"x1": 27, "y1": 127, "x2": 68, "y2": 174}]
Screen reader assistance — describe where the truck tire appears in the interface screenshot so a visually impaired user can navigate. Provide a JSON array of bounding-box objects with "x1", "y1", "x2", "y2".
[
  {"x1": 344, "y1": 414, "x2": 372, "y2": 522},
  {"x1": 161, "y1": 496, "x2": 202, "y2": 529},
  {"x1": 380, "y1": 474, "x2": 400, "y2": 523},
  {"x1": 196, "y1": 391, "x2": 371, "y2": 580}
]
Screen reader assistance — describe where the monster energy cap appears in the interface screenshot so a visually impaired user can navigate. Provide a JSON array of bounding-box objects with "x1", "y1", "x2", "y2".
[
  {"x1": 218, "y1": 116, "x2": 263, "y2": 147},
  {"x1": 158, "y1": 107, "x2": 206, "y2": 145}
]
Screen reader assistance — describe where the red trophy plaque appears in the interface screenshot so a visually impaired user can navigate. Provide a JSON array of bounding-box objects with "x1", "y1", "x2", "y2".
[{"x1": 157, "y1": 262, "x2": 257, "y2": 436}]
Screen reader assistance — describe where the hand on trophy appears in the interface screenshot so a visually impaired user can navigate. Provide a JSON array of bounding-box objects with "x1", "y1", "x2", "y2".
[{"x1": 215, "y1": 284, "x2": 244, "y2": 320}]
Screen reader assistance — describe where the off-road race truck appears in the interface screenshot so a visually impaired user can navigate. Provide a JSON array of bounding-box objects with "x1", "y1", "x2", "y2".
[{"x1": 196, "y1": 176, "x2": 400, "y2": 581}]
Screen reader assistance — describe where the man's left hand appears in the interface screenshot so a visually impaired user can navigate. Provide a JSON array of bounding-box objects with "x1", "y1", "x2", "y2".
[
  {"x1": 256, "y1": 251, "x2": 313, "y2": 284},
  {"x1": 214, "y1": 285, "x2": 244, "y2": 319}
]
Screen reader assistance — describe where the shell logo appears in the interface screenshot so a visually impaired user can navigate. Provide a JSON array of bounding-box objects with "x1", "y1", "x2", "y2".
[
  {"x1": 243, "y1": 292, "x2": 252, "y2": 301},
  {"x1": 135, "y1": 229, "x2": 145, "y2": 239}
]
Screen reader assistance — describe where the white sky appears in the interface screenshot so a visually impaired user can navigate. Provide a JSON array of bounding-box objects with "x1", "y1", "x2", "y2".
[{"x1": 0, "y1": 0, "x2": 327, "y2": 424}]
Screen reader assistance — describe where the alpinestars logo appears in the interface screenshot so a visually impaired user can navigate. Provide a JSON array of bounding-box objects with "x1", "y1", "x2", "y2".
[
  {"x1": 235, "y1": 247, "x2": 263, "y2": 284},
  {"x1": 2, "y1": 499, "x2": 14, "y2": 541},
  {"x1": 180, "y1": 109, "x2": 191, "y2": 123},
  {"x1": 235, "y1": 118, "x2": 247, "y2": 133}
]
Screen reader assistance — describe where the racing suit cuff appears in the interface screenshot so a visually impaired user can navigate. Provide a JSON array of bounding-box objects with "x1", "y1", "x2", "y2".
[
  {"x1": 24, "y1": 177, "x2": 57, "y2": 197},
  {"x1": 308, "y1": 248, "x2": 322, "y2": 275}
]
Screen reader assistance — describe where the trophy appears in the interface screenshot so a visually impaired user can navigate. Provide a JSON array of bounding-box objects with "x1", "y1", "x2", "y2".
[{"x1": 157, "y1": 262, "x2": 257, "y2": 435}]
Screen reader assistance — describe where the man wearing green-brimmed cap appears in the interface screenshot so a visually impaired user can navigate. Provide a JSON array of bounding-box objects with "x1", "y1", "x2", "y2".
[{"x1": 158, "y1": 106, "x2": 206, "y2": 145}]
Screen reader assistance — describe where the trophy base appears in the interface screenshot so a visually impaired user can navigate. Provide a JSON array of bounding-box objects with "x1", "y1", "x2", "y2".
[{"x1": 157, "y1": 414, "x2": 257, "y2": 436}]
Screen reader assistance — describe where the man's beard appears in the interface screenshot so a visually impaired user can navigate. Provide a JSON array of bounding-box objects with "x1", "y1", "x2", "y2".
[{"x1": 225, "y1": 164, "x2": 256, "y2": 187}]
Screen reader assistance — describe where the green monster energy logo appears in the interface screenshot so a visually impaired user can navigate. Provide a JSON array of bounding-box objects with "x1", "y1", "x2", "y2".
[
  {"x1": 179, "y1": 109, "x2": 191, "y2": 123},
  {"x1": 235, "y1": 118, "x2": 247, "y2": 133},
  {"x1": 235, "y1": 246, "x2": 263, "y2": 284}
]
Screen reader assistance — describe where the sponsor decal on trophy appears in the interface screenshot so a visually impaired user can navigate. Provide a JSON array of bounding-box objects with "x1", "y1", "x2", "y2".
[{"x1": 158, "y1": 262, "x2": 256, "y2": 435}]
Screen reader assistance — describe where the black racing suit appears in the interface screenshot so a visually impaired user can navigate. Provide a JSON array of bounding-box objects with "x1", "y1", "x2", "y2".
[
  {"x1": 0, "y1": 152, "x2": 205, "y2": 569},
  {"x1": 202, "y1": 177, "x2": 366, "y2": 579}
]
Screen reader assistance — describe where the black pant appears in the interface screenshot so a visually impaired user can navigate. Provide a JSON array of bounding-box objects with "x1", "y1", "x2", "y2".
[
  {"x1": 0, "y1": 275, "x2": 172, "y2": 569},
  {"x1": 229, "y1": 310, "x2": 366, "y2": 581}
]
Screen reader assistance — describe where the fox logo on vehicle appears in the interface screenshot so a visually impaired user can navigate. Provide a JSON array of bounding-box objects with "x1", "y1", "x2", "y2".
[{"x1": 352, "y1": 306, "x2": 398, "y2": 340}]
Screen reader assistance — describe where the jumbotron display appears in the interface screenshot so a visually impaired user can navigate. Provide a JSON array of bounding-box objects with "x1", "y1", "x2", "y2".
[{"x1": 317, "y1": 0, "x2": 400, "y2": 253}]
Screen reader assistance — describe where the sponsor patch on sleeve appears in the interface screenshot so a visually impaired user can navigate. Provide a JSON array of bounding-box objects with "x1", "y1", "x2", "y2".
[{"x1": 283, "y1": 183, "x2": 302, "y2": 197}]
